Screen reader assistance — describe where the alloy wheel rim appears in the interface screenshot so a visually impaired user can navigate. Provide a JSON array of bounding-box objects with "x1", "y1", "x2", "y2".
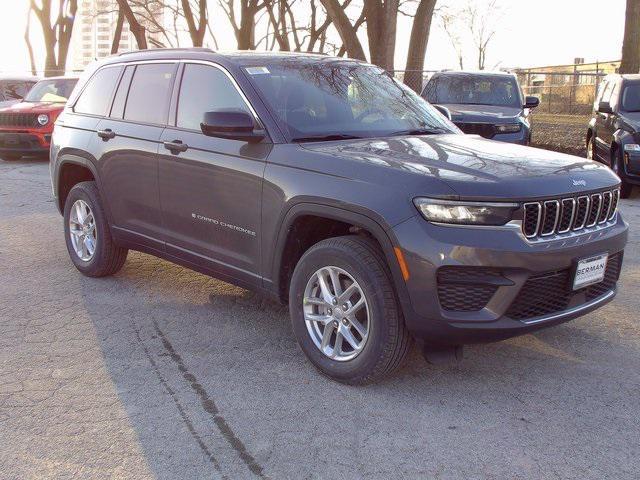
[
  {"x1": 69, "y1": 199, "x2": 97, "y2": 262},
  {"x1": 303, "y1": 266, "x2": 370, "y2": 362}
]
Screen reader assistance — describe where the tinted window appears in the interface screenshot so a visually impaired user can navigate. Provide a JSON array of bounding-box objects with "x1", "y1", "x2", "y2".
[
  {"x1": 24, "y1": 78, "x2": 78, "y2": 103},
  {"x1": 423, "y1": 74, "x2": 522, "y2": 108},
  {"x1": 110, "y1": 66, "x2": 135, "y2": 118},
  {"x1": 177, "y1": 64, "x2": 251, "y2": 131},
  {"x1": 124, "y1": 63, "x2": 176, "y2": 125},
  {"x1": 622, "y1": 83, "x2": 640, "y2": 112},
  {"x1": 74, "y1": 66, "x2": 122, "y2": 115},
  {"x1": 1, "y1": 81, "x2": 35, "y2": 101}
]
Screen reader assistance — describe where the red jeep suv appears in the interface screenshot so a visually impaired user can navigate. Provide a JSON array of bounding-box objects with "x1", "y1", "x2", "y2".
[{"x1": 0, "y1": 76, "x2": 77, "y2": 160}]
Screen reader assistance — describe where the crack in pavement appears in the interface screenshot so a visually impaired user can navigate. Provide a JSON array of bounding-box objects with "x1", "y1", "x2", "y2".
[
  {"x1": 131, "y1": 322, "x2": 227, "y2": 478},
  {"x1": 152, "y1": 320, "x2": 269, "y2": 479}
]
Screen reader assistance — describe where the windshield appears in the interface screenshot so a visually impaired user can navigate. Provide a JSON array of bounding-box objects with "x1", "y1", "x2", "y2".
[
  {"x1": 243, "y1": 61, "x2": 458, "y2": 141},
  {"x1": 423, "y1": 74, "x2": 522, "y2": 108},
  {"x1": 621, "y1": 83, "x2": 640, "y2": 112},
  {"x1": 24, "y1": 78, "x2": 77, "y2": 103}
]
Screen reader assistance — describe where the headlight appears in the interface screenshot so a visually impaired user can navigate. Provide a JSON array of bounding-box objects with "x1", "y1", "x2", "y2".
[
  {"x1": 414, "y1": 198, "x2": 519, "y2": 226},
  {"x1": 37, "y1": 114, "x2": 49, "y2": 126},
  {"x1": 624, "y1": 143, "x2": 640, "y2": 152},
  {"x1": 495, "y1": 123, "x2": 521, "y2": 134}
]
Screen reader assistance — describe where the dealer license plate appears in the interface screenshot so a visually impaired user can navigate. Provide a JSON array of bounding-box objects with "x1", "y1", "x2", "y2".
[{"x1": 573, "y1": 254, "x2": 608, "y2": 290}]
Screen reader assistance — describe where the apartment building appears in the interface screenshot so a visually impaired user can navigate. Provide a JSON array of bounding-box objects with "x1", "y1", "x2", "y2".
[{"x1": 72, "y1": 0, "x2": 164, "y2": 72}]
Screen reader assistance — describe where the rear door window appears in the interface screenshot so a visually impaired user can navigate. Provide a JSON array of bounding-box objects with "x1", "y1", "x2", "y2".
[
  {"x1": 110, "y1": 66, "x2": 135, "y2": 119},
  {"x1": 124, "y1": 63, "x2": 177, "y2": 125},
  {"x1": 74, "y1": 66, "x2": 123, "y2": 116}
]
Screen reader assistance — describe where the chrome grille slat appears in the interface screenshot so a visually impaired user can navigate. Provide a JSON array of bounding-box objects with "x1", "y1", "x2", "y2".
[{"x1": 522, "y1": 188, "x2": 619, "y2": 240}]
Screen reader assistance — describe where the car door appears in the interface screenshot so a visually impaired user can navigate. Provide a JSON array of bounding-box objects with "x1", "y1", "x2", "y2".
[
  {"x1": 158, "y1": 62, "x2": 270, "y2": 287},
  {"x1": 88, "y1": 62, "x2": 178, "y2": 247},
  {"x1": 594, "y1": 79, "x2": 614, "y2": 161}
]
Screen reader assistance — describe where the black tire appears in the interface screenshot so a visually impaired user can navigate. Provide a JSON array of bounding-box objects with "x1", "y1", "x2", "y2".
[
  {"x1": 611, "y1": 147, "x2": 633, "y2": 198},
  {"x1": 586, "y1": 134, "x2": 595, "y2": 161},
  {"x1": 289, "y1": 235, "x2": 411, "y2": 385},
  {"x1": 63, "y1": 181, "x2": 128, "y2": 277}
]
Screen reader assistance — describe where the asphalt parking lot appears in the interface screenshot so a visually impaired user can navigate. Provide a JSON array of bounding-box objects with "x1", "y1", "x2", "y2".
[{"x1": 1, "y1": 158, "x2": 639, "y2": 480}]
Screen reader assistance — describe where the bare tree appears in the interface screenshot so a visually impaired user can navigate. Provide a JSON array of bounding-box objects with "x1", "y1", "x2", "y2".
[
  {"x1": 621, "y1": 0, "x2": 640, "y2": 73},
  {"x1": 181, "y1": 0, "x2": 208, "y2": 46},
  {"x1": 440, "y1": 8, "x2": 463, "y2": 70},
  {"x1": 463, "y1": 0, "x2": 500, "y2": 70},
  {"x1": 111, "y1": 7, "x2": 125, "y2": 54},
  {"x1": 115, "y1": 0, "x2": 148, "y2": 49},
  {"x1": 220, "y1": 0, "x2": 267, "y2": 49},
  {"x1": 404, "y1": 0, "x2": 438, "y2": 92},
  {"x1": 29, "y1": 0, "x2": 78, "y2": 77},
  {"x1": 363, "y1": 0, "x2": 400, "y2": 71},
  {"x1": 24, "y1": 11, "x2": 38, "y2": 76},
  {"x1": 320, "y1": 0, "x2": 366, "y2": 60}
]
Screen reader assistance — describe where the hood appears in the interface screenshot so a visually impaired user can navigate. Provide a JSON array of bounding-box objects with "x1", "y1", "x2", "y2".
[
  {"x1": 437, "y1": 104, "x2": 522, "y2": 124},
  {"x1": 0, "y1": 101, "x2": 65, "y2": 114},
  {"x1": 300, "y1": 134, "x2": 619, "y2": 201}
]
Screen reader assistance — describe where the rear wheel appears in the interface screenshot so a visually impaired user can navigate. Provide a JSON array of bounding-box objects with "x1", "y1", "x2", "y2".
[
  {"x1": 611, "y1": 147, "x2": 633, "y2": 199},
  {"x1": 63, "y1": 181, "x2": 128, "y2": 277},
  {"x1": 289, "y1": 235, "x2": 411, "y2": 384}
]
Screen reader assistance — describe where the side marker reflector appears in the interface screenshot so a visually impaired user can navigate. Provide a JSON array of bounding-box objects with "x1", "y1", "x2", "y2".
[{"x1": 394, "y1": 247, "x2": 410, "y2": 281}]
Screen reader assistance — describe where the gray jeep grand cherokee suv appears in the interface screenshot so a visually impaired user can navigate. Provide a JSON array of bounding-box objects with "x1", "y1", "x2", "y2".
[{"x1": 50, "y1": 49, "x2": 627, "y2": 384}]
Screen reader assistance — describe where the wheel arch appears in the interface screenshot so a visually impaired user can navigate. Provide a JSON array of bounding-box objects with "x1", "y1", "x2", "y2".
[
  {"x1": 54, "y1": 152, "x2": 106, "y2": 218},
  {"x1": 269, "y1": 202, "x2": 412, "y2": 312}
]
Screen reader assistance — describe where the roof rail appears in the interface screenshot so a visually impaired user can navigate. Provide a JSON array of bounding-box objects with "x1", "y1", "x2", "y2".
[{"x1": 117, "y1": 47, "x2": 215, "y2": 57}]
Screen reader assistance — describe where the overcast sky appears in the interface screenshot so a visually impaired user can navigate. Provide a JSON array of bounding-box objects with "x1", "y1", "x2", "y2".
[{"x1": 0, "y1": 0, "x2": 627, "y2": 75}]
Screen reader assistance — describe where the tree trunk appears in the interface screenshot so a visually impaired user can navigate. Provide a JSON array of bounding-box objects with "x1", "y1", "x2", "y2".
[
  {"x1": 403, "y1": 0, "x2": 437, "y2": 92},
  {"x1": 25, "y1": 11, "x2": 37, "y2": 76},
  {"x1": 181, "y1": 0, "x2": 208, "y2": 47},
  {"x1": 363, "y1": 0, "x2": 399, "y2": 71},
  {"x1": 320, "y1": 0, "x2": 366, "y2": 60},
  {"x1": 621, "y1": 0, "x2": 640, "y2": 74},
  {"x1": 115, "y1": 0, "x2": 148, "y2": 49},
  {"x1": 111, "y1": 7, "x2": 125, "y2": 54}
]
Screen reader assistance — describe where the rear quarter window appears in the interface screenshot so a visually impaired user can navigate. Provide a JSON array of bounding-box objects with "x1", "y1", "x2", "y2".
[{"x1": 74, "y1": 66, "x2": 123, "y2": 116}]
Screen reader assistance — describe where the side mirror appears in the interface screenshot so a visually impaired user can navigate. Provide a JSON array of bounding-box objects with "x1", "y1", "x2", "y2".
[
  {"x1": 433, "y1": 104, "x2": 452, "y2": 121},
  {"x1": 200, "y1": 109, "x2": 265, "y2": 143},
  {"x1": 524, "y1": 96, "x2": 540, "y2": 109},
  {"x1": 598, "y1": 101, "x2": 613, "y2": 114}
]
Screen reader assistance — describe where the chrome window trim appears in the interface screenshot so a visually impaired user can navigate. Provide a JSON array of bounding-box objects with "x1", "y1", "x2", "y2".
[{"x1": 79, "y1": 58, "x2": 265, "y2": 132}]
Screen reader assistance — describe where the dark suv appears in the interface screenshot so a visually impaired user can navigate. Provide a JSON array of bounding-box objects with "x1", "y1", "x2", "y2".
[
  {"x1": 587, "y1": 74, "x2": 640, "y2": 198},
  {"x1": 422, "y1": 71, "x2": 539, "y2": 145},
  {"x1": 50, "y1": 49, "x2": 627, "y2": 384}
]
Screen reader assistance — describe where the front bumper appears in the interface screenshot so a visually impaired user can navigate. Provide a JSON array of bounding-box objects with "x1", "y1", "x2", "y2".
[
  {"x1": 0, "y1": 131, "x2": 51, "y2": 156},
  {"x1": 392, "y1": 213, "x2": 628, "y2": 345}
]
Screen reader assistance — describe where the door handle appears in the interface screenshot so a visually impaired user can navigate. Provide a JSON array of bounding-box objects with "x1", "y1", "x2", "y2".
[
  {"x1": 97, "y1": 128, "x2": 115, "y2": 140},
  {"x1": 163, "y1": 140, "x2": 188, "y2": 153}
]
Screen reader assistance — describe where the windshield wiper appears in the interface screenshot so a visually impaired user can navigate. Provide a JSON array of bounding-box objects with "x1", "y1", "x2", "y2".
[
  {"x1": 389, "y1": 127, "x2": 449, "y2": 137},
  {"x1": 291, "y1": 134, "x2": 364, "y2": 143}
]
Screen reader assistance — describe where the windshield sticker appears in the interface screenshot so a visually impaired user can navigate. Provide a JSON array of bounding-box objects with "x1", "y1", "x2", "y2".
[{"x1": 246, "y1": 66, "x2": 270, "y2": 75}]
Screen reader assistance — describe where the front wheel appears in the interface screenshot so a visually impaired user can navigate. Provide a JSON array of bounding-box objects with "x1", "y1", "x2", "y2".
[
  {"x1": 289, "y1": 236, "x2": 411, "y2": 384},
  {"x1": 586, "y1": 136, "x2": 595, "y2": 160},
  {"x1": 63, "y1": 181, "x2": 128, "y2": 277},
  {"x1": 611, "y1": 148, "x2": 633, "y2": 199}
]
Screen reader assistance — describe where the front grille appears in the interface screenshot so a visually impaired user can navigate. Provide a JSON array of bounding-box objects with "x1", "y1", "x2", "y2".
[
  {"x1": 437, "y1": 267, "x2": 503, "y2": 312},
  {"x1": 0, "y1": 112, "x2": 39, "y2": 128},
  {"x1": 455, "y1": 122, "x2": 496, "y2": 139},
  {"x1": 506, "y1": 252, "x2": 622, "y2": 320},
  {"x1": 523, "y1": 188, "x2": 619, "y2": 240}
]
